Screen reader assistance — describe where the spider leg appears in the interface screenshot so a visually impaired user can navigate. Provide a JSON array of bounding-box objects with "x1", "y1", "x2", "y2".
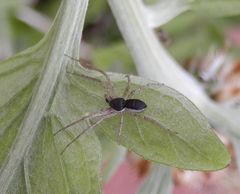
[
  {"x1": 116, "y1": 112, "x2": 124, "y2": 142},
  {"x1": 134, "y1": 116, "x2": 146, "y2": 144},
  {"x1": 126, "y1": 84, "x2": 146, "y2": 99},
  {"x1": 66, "y1": 55, "x2": 110, "y2": 84},
  {"x1": 64, "y1": 54, "x2": 115, "y2": 98},
  {"x1": 67, "y1": 71, "x2": 102, "y2": 84},
  {"x1": 122, "y1": 75, "x2": 131, "y2": 99},
  {"x1": 126, "y1": 83, "x2": 162, "y2": 99},
  {"x1": 54, "y1": 108, "x2": 113, "y2": 136},
  {"x1": 67, "y1": 71, "x2": 110, "y2": 97},
  {"x1": 61, "y1": 118, "x2": 104, "y2": 154},
  {"x1": 61, "y1": 111, "x2": 117, "y2": 154}
]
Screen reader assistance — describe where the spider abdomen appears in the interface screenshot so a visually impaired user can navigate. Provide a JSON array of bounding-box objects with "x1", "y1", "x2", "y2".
[
  {"x1": 108, "y1": 97, "x2": 126, "y2": 111},
  {"x1": 125, "y1": 99, "x2": 147, "y2": 111}
]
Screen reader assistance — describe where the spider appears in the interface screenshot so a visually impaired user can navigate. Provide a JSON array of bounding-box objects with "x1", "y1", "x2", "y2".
[{"x1": 55, "y1": 56, "x2": 151, "y2": 154}]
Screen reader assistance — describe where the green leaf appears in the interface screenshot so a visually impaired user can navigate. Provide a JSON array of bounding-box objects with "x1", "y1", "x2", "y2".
[{"x1": 60, "y1": 66, "x2": 230, "y2": 171}]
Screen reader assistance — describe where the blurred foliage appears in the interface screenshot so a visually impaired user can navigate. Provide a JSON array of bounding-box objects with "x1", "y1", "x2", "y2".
[
  {"x1": 162, "y1": 1, "x2": 240, "y2": 65},
  {"x1": 85, "y1": 0, "x2": 108, "y2": 24},
  {"x1": 10, "y1": 16, "x2": 43, "y2": 52},
  {"x1": 91, "y1": 42, "x2": 136, "y2": 74},
  {"x1": 1, "y1": 0, "x2": 240, "y2": 72},
  {"x1": 34, "y1": 0, "x2": 61, "y2": 18},
  {"x1": 143, "y1": 0, "x2": 159, "y2": 5}
]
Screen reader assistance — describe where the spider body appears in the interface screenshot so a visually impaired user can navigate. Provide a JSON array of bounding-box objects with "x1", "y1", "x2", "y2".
[
  {"x1": 106, "y1": 98, "x2": 147, "y2": 112},
  {"x1": 56, "y1": 56, "x2": 150, "y2": 154}
]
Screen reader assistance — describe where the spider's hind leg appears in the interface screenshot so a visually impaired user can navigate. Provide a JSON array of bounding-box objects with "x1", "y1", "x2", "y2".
[
  {"x1": 122, "y1": 75, "x2": 131, "y2": 99},
  {"x1": 116, "y1": 113, "x2": 124, "y2": 143},
  {"x1": 60, "y1": 117, "x2": 104, "y2": 155}
]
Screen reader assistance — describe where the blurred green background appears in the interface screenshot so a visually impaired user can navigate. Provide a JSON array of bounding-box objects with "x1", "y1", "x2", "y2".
[{"x1": 1, "y1": 0, "x2": 240, "y2": 77}]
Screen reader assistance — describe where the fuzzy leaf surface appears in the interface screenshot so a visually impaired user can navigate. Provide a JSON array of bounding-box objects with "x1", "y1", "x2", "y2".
[{"x1": 62, "y1": 66, "x2": 230, "y2": 171}]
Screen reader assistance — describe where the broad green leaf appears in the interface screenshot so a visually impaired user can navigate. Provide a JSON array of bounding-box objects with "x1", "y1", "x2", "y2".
[{"x1": 58, "y1": 66, "x2": 230, "y2": 171}]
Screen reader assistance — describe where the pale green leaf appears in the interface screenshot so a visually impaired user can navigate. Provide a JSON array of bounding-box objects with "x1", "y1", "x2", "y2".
[{"x1": 59, "y1": 66, "x2": 230, "y2": 171}]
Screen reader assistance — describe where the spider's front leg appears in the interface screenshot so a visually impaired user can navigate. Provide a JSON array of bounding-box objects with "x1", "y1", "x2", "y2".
[
  {"x1": 122, "y1": 74, "x2": 131, "y2": 99},
  {"x1": 54, "y1": 108, "x2": 112, "y2": 136},
  {"x1": 65, "y1": 54, "x2": 116, "y2": 98},
  {"x1": 126, "y1": 82, "x2": 163, "y2": 99},
  {"x1": 122, "y1": 74, "x2": 150, "y2": 99},
  {"x1": 58, "y1": 108, "x2": 117, "y2": 154}
]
